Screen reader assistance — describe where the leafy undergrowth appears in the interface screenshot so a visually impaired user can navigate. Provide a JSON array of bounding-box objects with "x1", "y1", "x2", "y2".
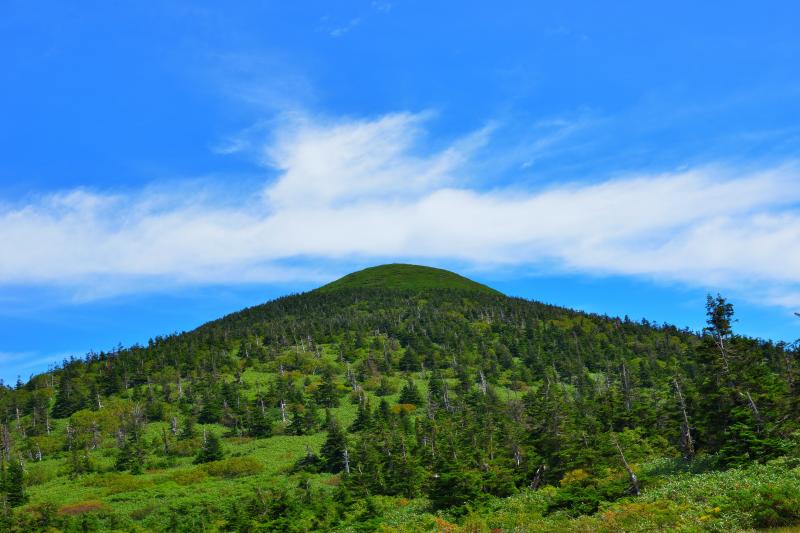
[
  {"x1": 375, "y1": 459, "x2": 800, "y2": 532},
  {"x1": 6, "y1": 453, "x2": 800, "y2": 531}
]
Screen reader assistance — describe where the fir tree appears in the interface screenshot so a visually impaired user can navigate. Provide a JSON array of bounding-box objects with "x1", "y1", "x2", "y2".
[
  {"x1": 287, "y1": 404, "x2": 307, "y2": 436},
  {"x1": 249, "y1": 408, "x2": 273, "y2": 438},
  {"x1": 320, "y1": 416, "x2": 348, "y2": 473},
  {"x1": 198, "y1": 392, "x2": 224, "y2": 424},
  {"x1": 398, "y1": 379, "x2": 423, "y2": 405},
  {"x1": 314, "y1": 369, "x2": 341, "y2": 408},
  {"x1": 178, "y1": 417, "x2": 197, "y2": 441},
  {"x1": 303, "y1": 402, "x2": 321, "y2": 434},
  {"x1": 399, "y1": 347, "x2": 421, "y2": 372},
  {"x1": 375, "y1": 376, "x2": 395, "y2": 396},
  {"x1": 194, "y1": 430, "x2": 224, "y2": 464},
  {"x1": 5, "y1": 459, "x2": 26, "y2": 507},
  {"x1": 51, "y1": 375, "x2": 87, "y2": 419},
  {"x1": 349, "y1": 398, "x2": 372, "y2": 433},
  {"x1": 115, "y1": 427, "x2": 146, "y2": 474}
]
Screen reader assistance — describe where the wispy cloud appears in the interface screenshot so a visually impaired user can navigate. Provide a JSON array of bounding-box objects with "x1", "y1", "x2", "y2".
[
  {"x1": 329, "y1": 17, "x2": 361, "y2": 38},
  {"x1": 1, "y1": 111, "x2": 799, "y2": 308}
]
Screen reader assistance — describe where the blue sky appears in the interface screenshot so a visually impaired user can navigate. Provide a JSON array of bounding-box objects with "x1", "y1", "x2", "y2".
[{"x1": 2, "y1": 1, "x2": 800, "y2": 383}]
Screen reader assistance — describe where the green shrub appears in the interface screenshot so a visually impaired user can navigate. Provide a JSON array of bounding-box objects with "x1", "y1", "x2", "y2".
[
  {"x1": 203, "y1": 456, "x2": 263, "y2": 478},
  {"x1": 170, "y1": 467, "x2": 209, "y2": 485},
  {"x1": 733, "y1": 483, "x2": 800, "y2": 528}
]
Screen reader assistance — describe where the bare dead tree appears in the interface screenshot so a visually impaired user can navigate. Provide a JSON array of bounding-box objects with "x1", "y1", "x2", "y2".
[
  {"x1": 673, "y1": 378, "x2": 695, "y2": 460},
  {"x1": 530, "y1": 464, "x2": 547, "y2": 490},
  {"x1": 613, "y1": 436, "x2": 641, "y2": 496},
  {"x1": 742, "y1": 390, "x2": 762, "y2": 425}
]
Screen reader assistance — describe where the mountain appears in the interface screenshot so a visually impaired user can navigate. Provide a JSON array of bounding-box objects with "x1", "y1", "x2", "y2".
[
  {"x1": 316, "y1": 263, "x2": 502, "y2": 294},
  {"x1": 0, "y1": 265, "x2": 798, "y2": 532}
]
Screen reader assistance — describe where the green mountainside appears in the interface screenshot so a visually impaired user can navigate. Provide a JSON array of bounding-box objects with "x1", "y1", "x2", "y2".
[
  {"x1": 316, "y1": 263, "x2": 502, "y2": 294},
  {"x1": 0, "y1": 265, "x2": 799, "y2": 532}
]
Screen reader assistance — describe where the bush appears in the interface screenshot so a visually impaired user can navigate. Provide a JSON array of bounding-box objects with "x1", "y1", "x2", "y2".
[
  {"x1": 58, "y1": 500, "x2": 108, "y2": 516},
  {"x1": 84, "y1": 472, "x2": 153, "y2": 495},
  {"x1": 203, "y1": 456, "x2": 263, "y2": 478},
  {"x1": 734, "y1": 483, "x2": 800, "y2": 528},
  {"x1": 171, "y1": 467, "x2": 209, "y2": 485}
]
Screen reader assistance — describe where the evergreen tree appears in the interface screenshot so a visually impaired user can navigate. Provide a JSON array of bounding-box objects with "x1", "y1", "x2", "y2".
[
  {"x1": 399, "y1": 347, "x2": 421, "y2": 372},
  {"x1": 375, "y1": 376, "x2": 395, "y2": 396},
  {"x1": 194, "y1": 430, "x2": 224, "y2": 464},
  {"x1": 314, "y1": 369, "x2": 341, "y2": 408},
  {"x1": 115, "y1": 426, "x2": 146, "y2": 474},
  {"x1": 198, "y1": 392, "x2": 224, "y2": 424},
  {"x1": 303, "y1": 402, "x2": 321, "y2": 434},
  {"x1": 51, "y1": 375, "x2": 87, "y2": 419},
  {"x1": 349, "y1": 398, "x2": 372, "y2": 433},
  {"x1": 398, "y1": 379, "x2": 423, "y2": 405},
  {"x1": 249, "y1": 407, "x2": 273, "y2": 438},
  {"x1": 178, "y1": 417, "x2": 197, "y2": 441},
  {"x1": 320, "y1": 416, "x2": 348, "y2": 473},
  {"x1": 5, "y1": 459, "x2": 26, "y2": 507},
  {"x1": 287, "y1": 404, "x2": 307, "y2": 436}
]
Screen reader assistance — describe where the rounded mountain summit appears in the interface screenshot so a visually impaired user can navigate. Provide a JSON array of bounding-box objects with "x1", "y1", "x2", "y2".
[{"x1": 316, "y1": 264, "x2": 503, "y2": 295}]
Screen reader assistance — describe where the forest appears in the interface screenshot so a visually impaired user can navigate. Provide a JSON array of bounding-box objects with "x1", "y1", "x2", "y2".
[{"x1": 1, "y1": 264, "x2": 799, "y2": 532}]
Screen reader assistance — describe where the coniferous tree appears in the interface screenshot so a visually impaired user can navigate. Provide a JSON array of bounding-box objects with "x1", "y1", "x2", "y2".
[
  {"x1": 320, "y1": 416, "x2": 348, "y2": 473},
  {"x1": 51, "y1": 375, "x2": 87, "y2": 419},
  {"x1": 5, "y1": 459, "x2": 26, "y2": 507},
  {"x1": 287, "y1": 404, "x2": 307, "y2": 436},
  {"x1": 399, "y1": 347, "x2": 421, "y2": 372},
  {"x1": 375, "y1": 376, "x2": 395, "y2": 397},
  {"x1": 249, "y1": 408, "x2": 273, "y2": 438},
  {"x1": 115, "y1": 426, "x2": 146, "y2": 474},
  {"x1": 179, "y1": 417, "x2": 197, "y2": 441},
  {"x1": 194, "y1": 430, "x2": 224, "y2": 464},
  {"x1": 314, "y1": 369, "x2": 341, "y2": 408},
  {"x1": 198, "y1": 392, "x2": 224, "y2": 424},
  {"x1": 303, "y1": 402, "x2": 321, "y2": 434},
  {"x1": 398, "y1": 379, "x2": 423, "y2": 406},
  {"x1": 349, "y1": 398, "x2": 372, "y2": 433}
]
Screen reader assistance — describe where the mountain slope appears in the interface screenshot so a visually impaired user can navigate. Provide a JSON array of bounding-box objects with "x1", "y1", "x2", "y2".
[
  {"x1": 315, "y1": 263, "x2": 502, "y2": 294},
  {"x1": 0, "y1": 267, "x2": 798, "y2": 532}
]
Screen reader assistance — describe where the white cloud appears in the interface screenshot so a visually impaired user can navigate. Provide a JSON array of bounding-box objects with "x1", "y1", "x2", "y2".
[
  {"x1": 329, "y1": 17, "x2": 361, "y2": 38},
  {"x1": 1, "y1": 111, "x2": 799, "y2": 308}
]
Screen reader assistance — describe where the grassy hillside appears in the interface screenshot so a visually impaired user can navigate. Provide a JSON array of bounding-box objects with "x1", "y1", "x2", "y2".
[
  {"x1": 0, "y1": 268, "x2": 798, "y2": 531},
  {"x1": 315, "y1": 263, "x2": 502, "y2": 294}
]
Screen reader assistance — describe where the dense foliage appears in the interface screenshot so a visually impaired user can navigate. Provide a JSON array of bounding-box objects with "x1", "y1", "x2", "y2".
[{"x1": 0, "y1": 265, "x2": 798, "y2": 531}]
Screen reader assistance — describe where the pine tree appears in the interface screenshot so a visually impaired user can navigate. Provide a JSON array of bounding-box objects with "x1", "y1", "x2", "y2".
[
  {"x1": 194, "y1": 430, "x2": 224, "y2": 464},
  {"x1": 5, "y1": 459, "x2": 26, "y2": 507},
  {"x1": 398, "y1": 379, "x2": 423, "y2": 406},
  {"x1": 349, "y1": 398, "x2": 372, "y2": 433},
  {"x1": 198, "y1": 392, "x2": 224, "y2": 424},
  {"x1": 287, "y1": 404, "x2": 307, "y2": 436},
  {"x1": 115, "y1": 427, "x2": 146, "y2": 474},
  {"x1": 399, "y1": 347, "x2": 421, "y2": 372},
  {"x1": 303, "y1": 402, "x2": 321, "y2": 434},
  {"x1": 249, "y1": 408, "x2": 273, "y2": 438},
  {"x1": 314, "y1": 370, "x2": 341, "y2": 408},
  {"x1": 320, "y1": 416, "x2": 348, "y2": 473},
  {"x1": 51, "y1": 375, "x2": 87, "y2": 419},
  {"x1": 178, "y1": 417, "x2": 197, "y2": 441},
  {"x1": 375, "y1": 376, "x2": 395, "y2": 396}
]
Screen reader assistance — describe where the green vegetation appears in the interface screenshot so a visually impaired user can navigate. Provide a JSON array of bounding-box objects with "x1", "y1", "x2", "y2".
[
  {"x1": 0, "y1": 264, "x2": 798, "y2": 531},
  {"x1": 315, "y1": 263, "x2": 502, "y2": 294}
]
